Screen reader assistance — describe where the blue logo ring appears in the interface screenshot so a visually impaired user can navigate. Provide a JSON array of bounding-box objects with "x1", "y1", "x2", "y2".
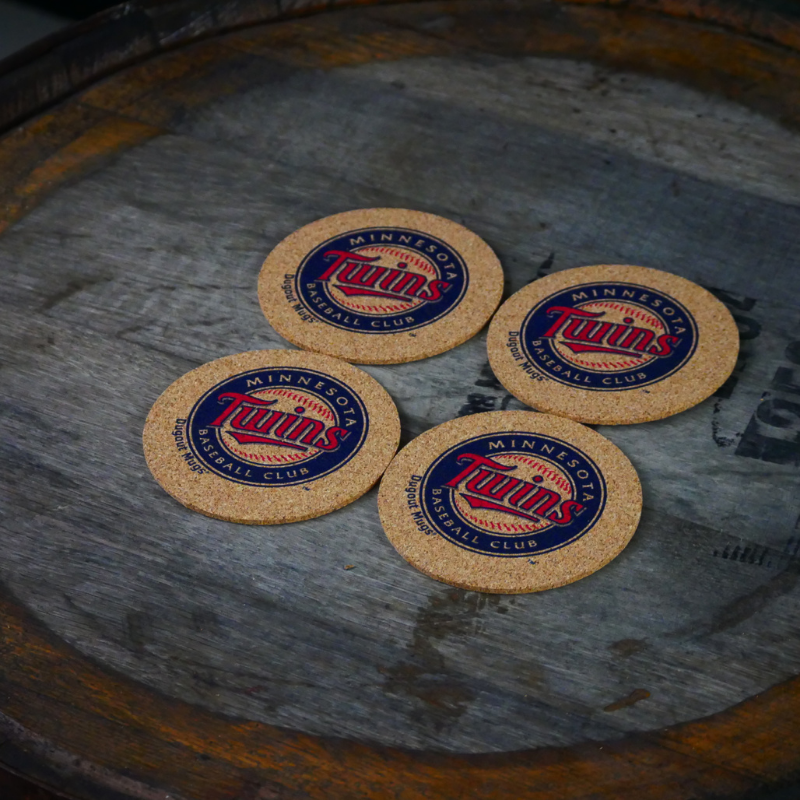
[
  {"x1": 294, "y1": 227, "x2": 469, "y2": 334},
  {"x1": 419, "y1": 432, "x2": 607, "y2": 557},
  {"x1": 187, "y1": 367, "x2": 369, "y2": 487},
  {"x1": 520, "y1": 281, "x2": 698, "y2": 392}
]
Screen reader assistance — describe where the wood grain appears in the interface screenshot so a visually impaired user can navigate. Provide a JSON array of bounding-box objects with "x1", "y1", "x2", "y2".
[{"x1": 1, "y1": 1, "x2": 800, "y2": 798}]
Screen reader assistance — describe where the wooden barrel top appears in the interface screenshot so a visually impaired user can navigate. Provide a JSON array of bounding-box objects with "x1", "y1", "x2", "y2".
[{"x1": 1, "y1": 1, "x2": 800, "y2": 798}]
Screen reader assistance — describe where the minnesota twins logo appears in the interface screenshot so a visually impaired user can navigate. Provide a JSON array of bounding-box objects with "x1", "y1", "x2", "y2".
[
  {"x1": 187, "y1": 368, "x2": 368, "y2": 486},
  {"x1": 517, "y1": 282, "x2": 698, "y2": 391},
  {"x1": 293, "y1": 227, "x2": 468, "y2": 333},
  {"x1": 418, "y1": 433, "x2": 606, "y2": 557}
]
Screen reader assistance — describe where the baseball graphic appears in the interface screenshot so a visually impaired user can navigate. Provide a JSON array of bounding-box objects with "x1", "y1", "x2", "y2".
[
  {"x1": 215, "y1": 387, "x2": 338, "y2": 467},
  {"x1": 550, "y1": 299, "x2": 667, "y2": 373},
  {"x1": 451, "y1": 452, "x2": 576, "y2": 535},
  {"x1": 326, "y1": 244, "x2": 440, "y2": 316},
  {"x1": 186, "y1": 365, "x2": 370, "y2": 488}
]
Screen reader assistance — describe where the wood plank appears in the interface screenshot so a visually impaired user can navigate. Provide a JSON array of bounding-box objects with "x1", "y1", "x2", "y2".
[{"x1": 0, "y1": 111, "x2": 162, "y2": 235}]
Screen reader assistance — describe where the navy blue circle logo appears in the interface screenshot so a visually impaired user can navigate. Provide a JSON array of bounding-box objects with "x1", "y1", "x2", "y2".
[
  {"x1": 417, "y1": 432, "x2": 606, "y2": 557},
  {"x1": 187, "y1": 368, "x2": 368, "y2": 487},
  {"x1": 293, "y1": 227, "x2": 468, "y2": 333},
  {"x1": 515, "y1": 282, "x2": 698, "y2": 391}
]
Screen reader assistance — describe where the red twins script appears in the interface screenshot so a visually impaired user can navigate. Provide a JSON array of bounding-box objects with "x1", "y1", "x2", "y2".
[
  {"x1": 444, "y1": 452, "x2": 586, "y2": 531},
  {"x1": 542, "y1": 305, "x2": 681, "y2": 359},
  {"x1": 203, "y1": 389, "x2": 350, "y2": 466},
  {"x1": 318, "y1": 247, "x2": 451, "y2": 314}
]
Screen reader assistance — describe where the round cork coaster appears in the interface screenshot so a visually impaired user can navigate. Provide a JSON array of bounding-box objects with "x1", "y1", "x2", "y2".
[
  {"x1": 143, "y1": 350, "x2": 400, "y2": 524},
  {"x1": 378, "y1": 411, "x2": 641, "y2": 594},
  {"x1": 487, "y1": 265, "x2": 739, "y2": 425},
  {"x1": 258, "y1": 209, "x2": 504, "y2": 364}
]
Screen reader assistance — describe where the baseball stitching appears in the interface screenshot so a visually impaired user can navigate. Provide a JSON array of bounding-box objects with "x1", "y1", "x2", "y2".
[
  {"x1": 253, "y1": 388, "x2": 335, "y2": 421},
  {"x1": 329, "y1": 245, "x2": 438, "y2": 314},
  {"x1": 454, "y1": 454, "x2": 573, "y2": 532},
  {"x1": 226, "y1": 445, "x2": 310, "y2": 465},
  {"x1": 578, "y1": 301, "x2": 664, "y2": 330},
  {"x1": 555, "y1": 301, "x2": 664, "y2": 370},
  {"x1": 219, "y1": 388, "x2": 336, "y2": 465}
]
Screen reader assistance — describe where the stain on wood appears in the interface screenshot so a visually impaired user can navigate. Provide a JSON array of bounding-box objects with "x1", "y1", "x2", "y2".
[
  {"x1": 605, "y1": 689, "x2": 652, "y2": 713},
  {"x1": 0, "y1": 588, "x2": 771, "y2": 800},
  {"x1": 609, "y1": 639, "x2": 647, "y2": 658}
]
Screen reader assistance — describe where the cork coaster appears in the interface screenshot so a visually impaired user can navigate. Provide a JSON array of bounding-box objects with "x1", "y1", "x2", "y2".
[
  {"x1": 378, "y1": 411, "x2": 641, "y2": 594},
  {"x1": 143, "y1": 350, "x2": 400, "y2": 524},
  {"x1": 487, "y1": 265, "x2": 739, "y2": 425},
  {"x1": 258, "y1": 209, "x2": 504, "y2": 364}
]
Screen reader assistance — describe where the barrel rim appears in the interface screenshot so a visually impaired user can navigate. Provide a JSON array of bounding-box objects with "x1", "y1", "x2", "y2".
[{"x1": 1, "y1": 0, "x2": 800, "y2": 135}]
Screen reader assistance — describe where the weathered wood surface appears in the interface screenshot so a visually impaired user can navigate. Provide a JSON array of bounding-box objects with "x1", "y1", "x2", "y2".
[
  {"x1": 4, "y1": 0, "x2": 800, "y2": 138},
  {"x1": 2, "y1": 1, "x2": 800, "y2": 799}
]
